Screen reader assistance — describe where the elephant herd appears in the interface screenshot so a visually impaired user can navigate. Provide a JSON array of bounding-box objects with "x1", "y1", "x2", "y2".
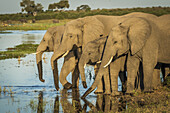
[{"x1": 35, "y1": 12, "x2": 170, "y2": 98}]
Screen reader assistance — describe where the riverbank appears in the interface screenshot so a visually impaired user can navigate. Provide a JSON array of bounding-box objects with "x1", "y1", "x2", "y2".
[{"x1": 0, "y1": 19, "x2": 69, "y2": 31}]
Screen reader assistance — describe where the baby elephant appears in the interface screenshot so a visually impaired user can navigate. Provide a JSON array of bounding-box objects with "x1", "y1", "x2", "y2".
[{"x1": 79, "y1": 37, "x2": 127, "y2": 95}]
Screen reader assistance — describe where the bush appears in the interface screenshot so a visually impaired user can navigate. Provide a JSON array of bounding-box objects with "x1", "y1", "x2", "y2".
[{"x1": 0, "y1": 7, "x2": 170, "y2": 21}]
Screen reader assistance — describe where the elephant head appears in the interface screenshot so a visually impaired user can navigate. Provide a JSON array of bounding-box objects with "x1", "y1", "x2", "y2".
[
  {"x1": 102, "y1": 17, "x2": 151, "y2": 68},
  {"x1": 82, "y1": 17, "x2": 152, "y2": 98},
  {"x1": 51, "y1": 16, "x2": 104, "y2": 74},
  {"x1": 78, "y1": 37, "x2": 107, "y2": 88},
  {"x1": 35, "y1": 26, "x2": 64, "y2": 90}
]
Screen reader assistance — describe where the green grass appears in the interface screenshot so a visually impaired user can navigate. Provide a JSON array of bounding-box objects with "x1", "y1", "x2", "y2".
[
  {"x1": 0, "y1": 44, "x2": 39, "y2": 60},
  {"x1": 0, "y1": 19, "x2": 67, "y2": 30},
  {"x1": 1, "y1": 7, "x2": 170, "y2": 30}
]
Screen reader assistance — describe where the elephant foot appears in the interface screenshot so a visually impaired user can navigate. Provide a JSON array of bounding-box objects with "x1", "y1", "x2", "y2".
[
  {"x1": 104, "y1": 91, "x2": 111, "y2": 95},
  {"x1": 63, "y1": 82, "x2": 72, "y2": 89},
  {"x1": 144, "y1": 87, "x2": 154, "y2": 93},
  {"x1": 111, "y1": 91, "x2": 120, "y2": 97},
  {"x1": 144, "y1": 89, "x2": 154, "y2": 93}
]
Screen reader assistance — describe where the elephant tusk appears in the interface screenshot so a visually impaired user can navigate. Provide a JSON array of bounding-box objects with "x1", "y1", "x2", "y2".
[
  {"x1": 62, "y1": 51, "x2": 69, "y2": 58},
  {"x1": 84, "y1": 64, "x2": 86, "y2": 69},
  {"x1": 32, "y1": 51, "x2": 41, "y2": 55},
  {"x1": 97, "y1": 61, "x2": 101, "y2": 64},
  {"x1": 103, "y1": 56, "x2": 113, "y2": 68}
]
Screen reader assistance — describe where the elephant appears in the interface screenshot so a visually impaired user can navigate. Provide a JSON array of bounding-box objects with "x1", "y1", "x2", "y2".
[
  {"x1": 35, "y1": 25, "x2": 79, "y2": 90},
  {"x1": 78, "y1": 37, "x2": 110, "y2": 93},
  {"x1": 78, "y1": 36, "x2": 127, "y2": 95},
  {"x1": 82, "y1": 15, "x2": 170, "y2": 98},
  {"x1": 50, "y1": 12, "x2": 158, "y2": 93}
]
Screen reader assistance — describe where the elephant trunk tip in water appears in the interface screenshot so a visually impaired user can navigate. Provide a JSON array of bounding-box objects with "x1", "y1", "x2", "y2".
[
  {"x1": 82, "y1": 81, "x2": 87, "y2": 88},
  {"x1": 37, "y1": 60, "x2": 45, "y2": 82}
]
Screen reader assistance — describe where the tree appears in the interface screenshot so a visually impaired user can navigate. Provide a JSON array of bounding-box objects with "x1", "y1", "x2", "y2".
[
  {"x1": 48, "y1": 0, "x2": 69, "y2": 11},
  {"x1": 76, "y1": 5, "x2": 91, "y2": 12},
  {"x1": 20, "y1": 0, "x2": 43, "y2": 15}
]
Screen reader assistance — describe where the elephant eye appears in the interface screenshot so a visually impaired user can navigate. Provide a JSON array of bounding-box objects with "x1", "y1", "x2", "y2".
[
  {"x1": 70, "y1": 35, "x2": 73, "y2": 38},
  {"x1": 113, "y1": 41, "x2": 117, "y2": 44},
  {"x1": 43, "y1": 39, "x2": 45, "y2": 41}
]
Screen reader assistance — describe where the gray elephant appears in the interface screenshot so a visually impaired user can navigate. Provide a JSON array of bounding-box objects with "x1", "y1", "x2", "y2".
[
  {"x1": 82, "y1": 15, "x2": 170, "y2": 98},
  {"x1": 78, "y1": 37, "x2": 127, "y2": 95},
  {"x1": 50, "y1": 12, "x2": 157, "y2": 93},
  {"x1": 78, "y1": 37, "x2": 110, "y2": 93},
  {"x1": 35, "y1": 26, "x2": 79, "y2": 90}
]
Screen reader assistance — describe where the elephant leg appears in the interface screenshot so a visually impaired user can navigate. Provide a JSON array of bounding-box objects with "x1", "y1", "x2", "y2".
[
  {"x1": 143, "y1": 49, "x2": 158, "y2": 92},
  {"x1": 60, "y1": 51, "x2": 76, "y2": 89},
  {"x1": 126, "y1": 55, "x2": 140, "y2": 94},
  {"x1": 152, "y1": 63, "x2": 161, "y2": 90},
  {"x1": 161, "y1": 64, "x2": 170, "y2": 81},
  {"x1": 94, "y1": 64, "x2": 104, "y2": 94},
  {"x1": 119, "y1": 71, "x2": 127, "y2": 92},
  {"x1": 103, "y1": 67, "x2": 111, "y2": 94},
  {"x1": 110, "y1": 59, "x2": 121, "y2": 96},
  {"x1": 135, "y1": 62, "x2": 143, "y2": 92},
  {"x1": 72, "y1": 63, "x2": 79, "y2": 88}
]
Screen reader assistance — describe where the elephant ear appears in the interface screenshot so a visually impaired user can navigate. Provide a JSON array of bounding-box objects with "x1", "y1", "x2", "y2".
[
  {"x1": 122, "y1": 17, "x2": 151, "y2": 55},
  {"x1": 80, "y1": 16, "x2": 104, "y2": 49}
]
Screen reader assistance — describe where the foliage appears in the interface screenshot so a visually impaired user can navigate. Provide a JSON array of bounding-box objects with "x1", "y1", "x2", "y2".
[
  {"x1": 76, "y1": 5, "x2": 91, "y2": 12},
  {"x1": 20, "y1": 0, "x2": 43, "y2": 15},
  {"x1": 0, "y1": 44, "x2": 39, "y2": 60},
  {"x1": 0, "y1": 7, "x2": 170, "y2": 23},
  {"x1": 48, "y1": 0, "x2": 69, "y2": 11}
]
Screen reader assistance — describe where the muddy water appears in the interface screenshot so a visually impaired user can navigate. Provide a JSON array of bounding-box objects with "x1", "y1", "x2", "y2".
[{"x1": 0, "y1": 31, "x2": 123, "y2": 113}]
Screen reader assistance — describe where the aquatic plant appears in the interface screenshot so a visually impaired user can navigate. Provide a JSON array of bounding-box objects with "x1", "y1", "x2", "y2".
[{"x1": 0, "y1": 44, "x2": 39, "y2": 60}]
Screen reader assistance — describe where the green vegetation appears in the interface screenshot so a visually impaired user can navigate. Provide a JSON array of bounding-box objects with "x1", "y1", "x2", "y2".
[
  {"x1": 0, "y1": 44, "x2": 39, "y2": 60},
  {"x1": 76, "y1": 5, "x2": 91, "y2": 12},
  {"x1": 48, "y1": 0, "x2": 69, "y2": 11},
  {"x1": 20, "y1": 0, "x2": 43, "y2": 15},
  {"x1": 0, "y1": 19, "x2": 67, "y2": 30},
  {"x1": 0, "y1": 7, "x2": 170, "y2": 30},
  {"x1": 1, "y1": 7, "x2": 170, "y2": 21}
]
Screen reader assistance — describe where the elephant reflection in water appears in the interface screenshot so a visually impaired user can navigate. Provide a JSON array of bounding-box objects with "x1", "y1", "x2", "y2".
[
  {"x1": 36, "y1": 91, "x2": 127, "y2": 112},
  {"x1": 82, "y1": 94, "x2": 126, "y2": 112},
  {"x1": 60, "y1": 89, "x2": 84, "y2": 113},
  {"x1": 37, "y1": 91, "x2": 59, "y2": 113}
]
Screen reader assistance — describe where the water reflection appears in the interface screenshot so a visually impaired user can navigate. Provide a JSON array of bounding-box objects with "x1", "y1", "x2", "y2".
[
  {"x1": 83, "y1": 95, "x2": 126, "y2": 112},
  {"x1": 61, "y1": 89, "x2": 82, "y2": 113},
  {"x1": 0, "y1": 30, "x2": 45, "y2": 51},
  {"x1": 34, "y1": 89, "x2": 127, "y2": 113},
  {"x1": 21, "y1": 34, "x2": 36, "y2": 44},
  {"x1": 37, "y1": 91, "x2": 44, "y2": 113}
]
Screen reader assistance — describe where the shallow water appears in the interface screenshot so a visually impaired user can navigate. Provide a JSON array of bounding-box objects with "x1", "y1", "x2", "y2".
[{"x1": 0, "y1": 30, "x2": 123, "y2": 112}]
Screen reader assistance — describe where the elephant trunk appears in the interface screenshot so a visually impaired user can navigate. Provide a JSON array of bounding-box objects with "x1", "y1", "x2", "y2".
[
  {"x1": 78, "y1": 55, "x2": 88, "y2": 88},
  {"x1": 36, "y1": 52, "x2": 45, "y2": 82},
  {"x1": 81, "y1": 67, "x2": 108, "y2": 98},
  {"x1": 82, "y1": 44, "x2": 116, "y2": 98},
  {"x1": 53, "y1": 59, "x2": 59, "y2": 91}
]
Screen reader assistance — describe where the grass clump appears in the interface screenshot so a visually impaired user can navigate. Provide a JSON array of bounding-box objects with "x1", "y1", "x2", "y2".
[{"x1": 0, "y1": 44, "x2": 39, "y2": 60}]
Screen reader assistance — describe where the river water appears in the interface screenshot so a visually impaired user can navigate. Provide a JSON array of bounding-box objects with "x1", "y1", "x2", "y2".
[{"x1": 0, "y1": 30, "x2": 123, "y2": 113}]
